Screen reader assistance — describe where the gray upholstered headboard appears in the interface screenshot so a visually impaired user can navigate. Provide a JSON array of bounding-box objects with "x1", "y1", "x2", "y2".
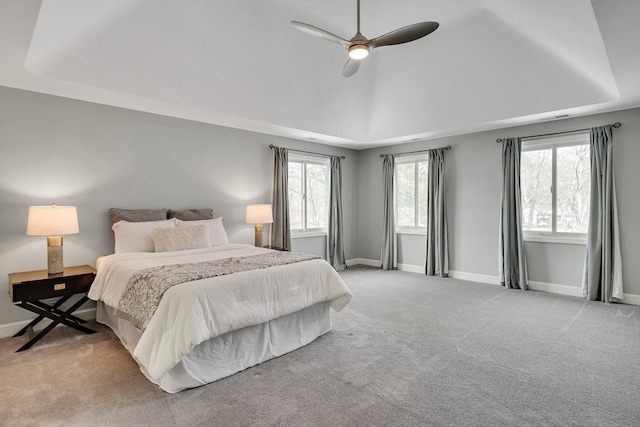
[
  {"x1": 109, "y1": 208, "x2": 167, "y2": 225},
  {"x1": 109, "y1": 208, "x2": 214, "y2": 225}
]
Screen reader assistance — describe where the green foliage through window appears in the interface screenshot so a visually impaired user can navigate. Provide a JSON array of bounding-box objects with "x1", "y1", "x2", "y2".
[
  {"x1": 395, "y1": 157, "x2": 428, "y2": 229},
  {"x1": 521, "y1": 133, "x2": 590, "y2": 236},
  {"x1": 288, "y1": 157, "x2": 329, "y2": 231}
]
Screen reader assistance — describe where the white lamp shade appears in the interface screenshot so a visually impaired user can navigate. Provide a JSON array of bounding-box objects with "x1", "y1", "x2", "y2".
[
  {"x1": 246, "y1": 204, "x2": 273, "y2": 224},
  {"x1": 27, "y1": 205, "x2": 79, "y2": 236}
]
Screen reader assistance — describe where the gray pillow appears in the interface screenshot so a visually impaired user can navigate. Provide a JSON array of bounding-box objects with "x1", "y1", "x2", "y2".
[
  {"x1": 109, "y1": 208, "x2": 168, "y2": 225},
  {"x1": 168, "y1": 209, "x2": 214, "y2": 221}
]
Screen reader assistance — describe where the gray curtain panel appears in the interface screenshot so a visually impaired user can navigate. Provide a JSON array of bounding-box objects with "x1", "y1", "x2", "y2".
[
  {"x1": 328, "y1": 156, "x2": 346, "y2": 271},
  {"x1": 582, "y1": 125, "x2": 624, "y2": 302},
  {"x1": 270, "y1": 146, "x2": 291, "y2": 251},
  {"x1": 381, "y1": 154, "x2": 397, "y2": 270},
  {"x1": 425, "y1": 148, "x2": 449, "y2": 277},
  {"x1": 498, "y1": 138, "x2": 528, "y2": 290}
]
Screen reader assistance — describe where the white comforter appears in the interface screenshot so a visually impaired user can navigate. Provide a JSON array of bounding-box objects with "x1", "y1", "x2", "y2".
[{"x1": 89, "y1": 244, "x2": 352, "y2": 382}]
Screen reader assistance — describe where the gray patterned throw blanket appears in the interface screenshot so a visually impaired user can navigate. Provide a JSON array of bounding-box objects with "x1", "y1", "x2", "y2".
[{"x1": 118, "y1": 251, "x2": 320, "y2": 329}]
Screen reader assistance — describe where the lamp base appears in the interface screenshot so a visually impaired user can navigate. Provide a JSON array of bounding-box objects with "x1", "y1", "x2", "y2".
[
  {"x1": 47, "y1": 236, "x2": 63, "y2": 275},
  {"x1": 254, "y1": 224, "x2": 264, "y2": 247}
]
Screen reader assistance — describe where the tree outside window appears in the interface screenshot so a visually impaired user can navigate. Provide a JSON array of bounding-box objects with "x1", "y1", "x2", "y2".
[
  {"x1": 395, "y1": 156, "x2": 428, "y2": 229},
  {"x1": 288, "y1": 156, "x2": 329, "y2": 232},
  {"x1": 521, "y1": 133, "x2": 590, "y2": 242}
]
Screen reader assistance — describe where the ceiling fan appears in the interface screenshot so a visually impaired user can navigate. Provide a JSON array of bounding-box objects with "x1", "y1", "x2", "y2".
[{"x1": 291, "y1": 0, "x2": 439, "y2": 77}]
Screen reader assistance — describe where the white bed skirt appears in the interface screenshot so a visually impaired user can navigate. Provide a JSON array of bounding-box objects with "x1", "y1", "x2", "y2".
[{"x1": 97, "y1": 301, "x2": 332, "y2": 393}]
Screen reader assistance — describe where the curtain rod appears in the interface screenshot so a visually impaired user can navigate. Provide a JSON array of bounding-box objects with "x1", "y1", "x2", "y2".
[
  {"x1": 379, "y1": 146, "x2": 451, "y2": 158},
  {"x1": 269, "y1": 144, "x2": 345, "y2": 159},
  {"x1": 495, "y1": 122, "x2": 621, "y2": 143}
]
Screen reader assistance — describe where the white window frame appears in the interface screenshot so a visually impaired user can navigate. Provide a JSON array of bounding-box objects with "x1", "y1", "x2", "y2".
[
  {"x1": 394, "y1": 154, "x2": 429, "y2": 235},
  {"x1": 521, "y1": 132, "x2": 590, "y2": 245},
  {"x1": 288, "y1": 153, "x2": 330, "y2": 237}
]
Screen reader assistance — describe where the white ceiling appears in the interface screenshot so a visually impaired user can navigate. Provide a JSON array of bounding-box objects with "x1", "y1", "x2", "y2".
[{"x1": 1, "y1": 0, "x2": 639, "y2": 150}]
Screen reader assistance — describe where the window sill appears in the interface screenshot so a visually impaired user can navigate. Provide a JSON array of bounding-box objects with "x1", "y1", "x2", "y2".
[
  {"x1": 524, "y1": 234, "x2": 586, "y2": 245},
  {"x1": 292, "y1": 231, "x2": 327, "y2": 239},
  {"x1": 396, "y1": 228, "x2": 427, "y2": 236}
]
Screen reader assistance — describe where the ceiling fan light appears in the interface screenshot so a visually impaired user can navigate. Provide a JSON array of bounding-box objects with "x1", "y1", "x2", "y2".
[{"x1": 348, "y1": 44, "x2": 369, "y2": 60}]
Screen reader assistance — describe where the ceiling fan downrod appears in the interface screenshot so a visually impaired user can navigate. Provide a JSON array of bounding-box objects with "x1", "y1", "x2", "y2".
[{"x1": 349, "y1": 0, "x2": 370, "y2": 60}]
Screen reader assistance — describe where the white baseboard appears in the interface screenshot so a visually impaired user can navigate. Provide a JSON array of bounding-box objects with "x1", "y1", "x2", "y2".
[
  {"x1": 527, "y1": 280, "x2": 582, "y2": 297},
  {"x1": 398, "y1": 263, "x2": 423, "y2": 274},
  {"x1": 448, "y1": 270, "x2": 499, "y2": 285},
  {"x1": 345, "y1": 260, "x2": 639, "y2": 306},
  {"x1": 346, "y1": 258, "x2": 381, "y2": 268},
  {"x1": 450, "y1": 270, "x2": 640, "y2": 305},
  {"x1": 345, "y1": 259, "x2": 422, "y2": 273},
  {"x1": 0, "y1": 308, "x2": 96, "y2": 339},
  {"x1": 621, "y1": 294, "x2": 640, "y2": 305},
  {"x1": 526, "y1": 280, "x2": 640, "y2": 305}
]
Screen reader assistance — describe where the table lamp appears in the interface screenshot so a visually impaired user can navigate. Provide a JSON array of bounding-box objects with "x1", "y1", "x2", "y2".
[
  {"x1": 27, "y1": 203, "x2": 79, "y2": 275},
  {"x1": 246, "y1": 204, "x2": 273, "y2": 247}
]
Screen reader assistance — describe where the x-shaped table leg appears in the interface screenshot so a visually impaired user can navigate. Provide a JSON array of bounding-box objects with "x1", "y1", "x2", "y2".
[
  {"x1": 15, "y1": 295, "x2": 96, "y2": 352},
  {"x1": 12, "y1": 295, "x2": 85, "y2": 337}
]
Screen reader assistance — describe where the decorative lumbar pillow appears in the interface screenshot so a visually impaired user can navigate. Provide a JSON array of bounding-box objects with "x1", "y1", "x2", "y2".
[
  {"x1": 177, "y1": 217, "x2": 229, "y2": 246},
  {"x1": 112, "y1": 219, "x2": 177, "y2": 253},
  {"x1": 168, "y1": 209, "x2": 214, "y2": 221},
  {"x1": 151, "y1": 224, "x2": 211, "y2": 253},
  {"x1": 110, "y1": 208, "x2": 167, "y2": 226}
]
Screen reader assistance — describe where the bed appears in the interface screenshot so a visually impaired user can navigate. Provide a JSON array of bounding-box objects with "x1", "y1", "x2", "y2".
[{"x1": 88, "y1": 209, "x2": 352, "y2": 393}]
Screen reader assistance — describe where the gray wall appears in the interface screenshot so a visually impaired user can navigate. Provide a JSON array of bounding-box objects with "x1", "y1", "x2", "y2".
[
  {"x1": 0, "y1": 87, "x2": 358, "y2": 325},
  {"x1": 357, "y1": 108, "x2": 640, "y2": 296},
  {"x1": 1, "y1": 87, "x2": 638, "y2": 329}
]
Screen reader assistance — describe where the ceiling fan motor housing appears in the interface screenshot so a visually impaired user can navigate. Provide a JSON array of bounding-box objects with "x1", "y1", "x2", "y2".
[{"x1": 348, "y1": 44, "x2": 370, "y2": 60}]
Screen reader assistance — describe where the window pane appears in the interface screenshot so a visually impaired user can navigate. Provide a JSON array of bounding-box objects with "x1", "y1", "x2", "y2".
[
  {"x1": 305, "y1": 163, "x2": 328, "y2": 229},
  {"x1": 557, "y1": 144, "x2": 590, "y2": 233},
  {"x1": 418, "y1": 162, "x2": 428, "y2": 228},
  {"x1": 396, "y1": 163, "x2": 415, "y2": 227},
  {"x1": 521, "y1": 149, "x2": 552, "y2": 232},
  {"x1": 288, "y1": 161, "x2": 303, "y2": 230}
]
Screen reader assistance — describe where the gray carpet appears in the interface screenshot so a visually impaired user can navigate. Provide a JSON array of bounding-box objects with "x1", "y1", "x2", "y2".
[{"x1": 1, "y1": 266, "x2": 638, "y2": 427}]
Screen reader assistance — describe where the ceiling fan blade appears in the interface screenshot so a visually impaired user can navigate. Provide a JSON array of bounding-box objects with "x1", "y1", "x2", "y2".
[
  {"x1": 342, "y1": 58, "x2": 361, "y2": 77},
  {"x1": 369, "y1": 22, "x2": 439, "y2": 49},
  {"x1": 291, "y1": 21, "x2": 350, "y2": 48}
]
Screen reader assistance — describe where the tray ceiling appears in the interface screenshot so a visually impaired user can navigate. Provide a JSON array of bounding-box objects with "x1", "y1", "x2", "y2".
[{"x1": 1, "y1": 0, "x2": 638, "y2": 149}]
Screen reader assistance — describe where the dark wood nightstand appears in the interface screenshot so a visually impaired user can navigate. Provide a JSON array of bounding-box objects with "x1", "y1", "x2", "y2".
[{"x1": 8, "y1": 265, "x2": 97, "y2": 352}]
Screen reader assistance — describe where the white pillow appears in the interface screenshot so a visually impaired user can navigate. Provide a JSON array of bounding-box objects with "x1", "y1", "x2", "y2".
[
  {"x1": 177, "y1": 217, "x2": 229, "y2": 246},
  {"x1": 112, "y1": 219, "x2": 177, "y2": 253},
  {"x1": 151, "y1": 224, "x2": 211, "y2": 252}
]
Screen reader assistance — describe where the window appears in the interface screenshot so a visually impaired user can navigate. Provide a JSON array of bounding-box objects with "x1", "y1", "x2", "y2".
[
  {"x1": 520, "y1": 132, "x2": 590, "y2": 244},
  {"x1": 288, "y1": 154, "x2": 330, "y2": 233},
  {"x1": 395, "y1": 155, "x2": 428, "y2": 231}
]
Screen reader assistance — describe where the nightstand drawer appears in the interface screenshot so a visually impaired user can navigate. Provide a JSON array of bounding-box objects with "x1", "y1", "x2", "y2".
[
  {"x1": 8, "y1": 265, "x2": 97, "y2": 303},
  {"x1": 12, "y1": 273, "x2": 94, "y2": 302}
]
